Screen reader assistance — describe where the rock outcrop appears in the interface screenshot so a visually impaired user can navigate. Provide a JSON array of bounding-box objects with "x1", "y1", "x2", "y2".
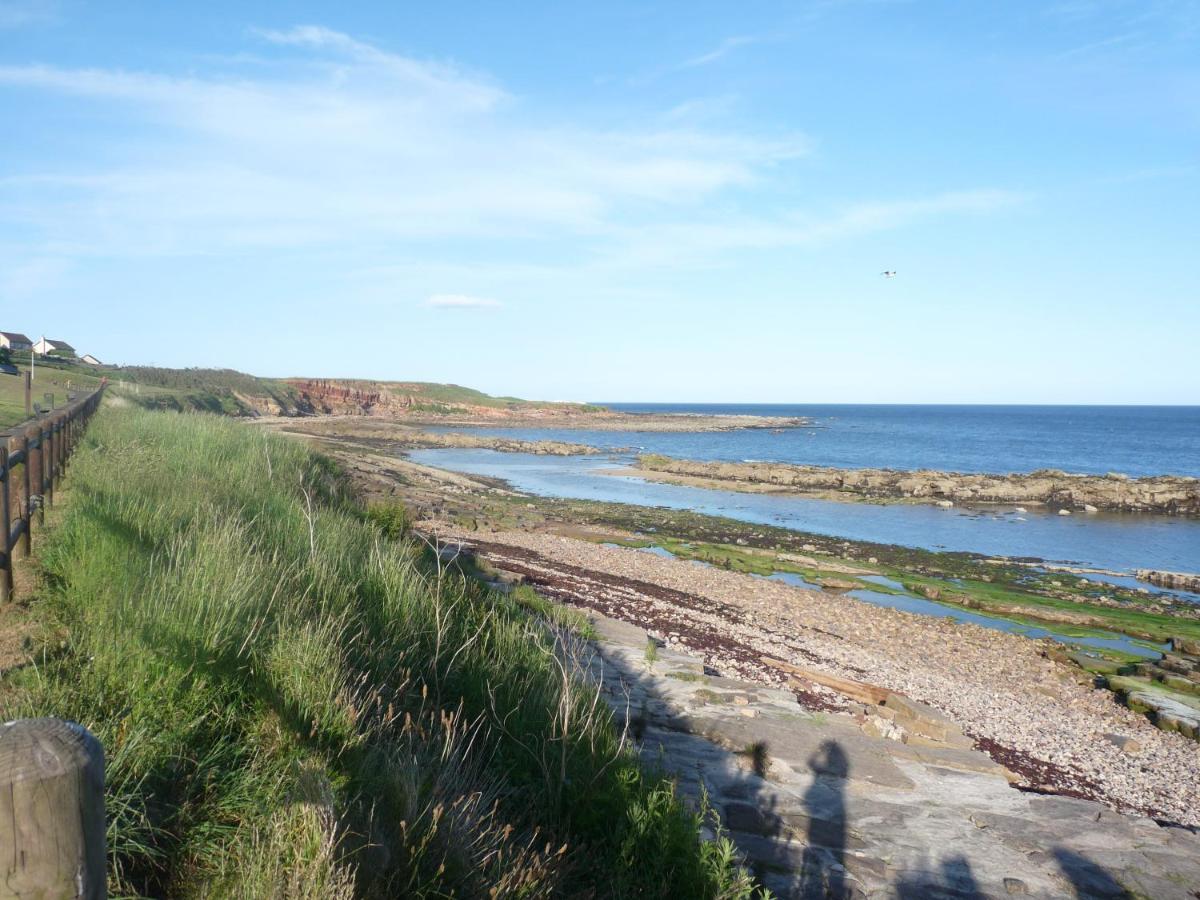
[
  {"x1": 636, "y1": 456, "x2": 1200, "y2": 516},
  {"x1": 582, "y1": 613, "x2": 1200, "y2": 899},
  {"x1": 1136, "y1": 569, "x2": 1200, "y2": 593},
  {"x1": 286, "y1": 418, "x2": 604, "y2": 455}
]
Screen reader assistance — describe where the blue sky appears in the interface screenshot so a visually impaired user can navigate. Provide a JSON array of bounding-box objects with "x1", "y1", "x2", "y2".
[{"x1": 2, "y1": 1, "x2": 1197, "y2": 402}]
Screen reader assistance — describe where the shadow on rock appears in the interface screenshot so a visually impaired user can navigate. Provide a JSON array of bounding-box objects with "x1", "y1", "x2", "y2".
[
  {"x1": 893, "y1": 854, "x2": 983, "y2": 899},
  {"x1": 798, "y1": 740, "x2": 850, "y2": 899},
  {"x1": 1053, "y1": 848, "x2": 1134, "y2": 899}
]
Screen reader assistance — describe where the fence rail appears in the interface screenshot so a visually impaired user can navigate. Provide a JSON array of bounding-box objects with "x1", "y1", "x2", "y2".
[{"x1": 1, "y1": 384, "x2": 105, "y2": 602}]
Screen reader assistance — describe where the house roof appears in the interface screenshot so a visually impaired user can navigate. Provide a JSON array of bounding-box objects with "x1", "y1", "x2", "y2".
[
  {"x1": 43, "y1": 339, "x2": 74, "y2": 351},
  {"x1": 0, "y1": 331, "x2": 32, "y2": 344}
]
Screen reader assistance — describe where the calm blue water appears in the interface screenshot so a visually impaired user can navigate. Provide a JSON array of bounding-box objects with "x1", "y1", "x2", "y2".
[
  {"x1": 443, "y1": 404, "x2": 1200, "y2": 477},
  {"x1": 406, "y1": 449, "x2": 1200, "y2": 579}
]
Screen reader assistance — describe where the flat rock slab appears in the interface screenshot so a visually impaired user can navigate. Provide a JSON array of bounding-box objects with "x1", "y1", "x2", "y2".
[
  {"x1": 584, "y1": 612, "x2": 1200, "y2": 899},
  {"x1": 685, "y1": 711, "x2": 917, "y2": 792}
]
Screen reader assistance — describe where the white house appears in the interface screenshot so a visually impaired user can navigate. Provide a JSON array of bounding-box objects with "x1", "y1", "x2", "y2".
[
  {"x1": 0, "y1": 331, "x2": 33, "y2": 351},
  {"x1": 81, "y1": 354, "x2": 103, "y2": 366},
  {"x1": 34, "y1": 337, "x2": 76, "y2": 357}
]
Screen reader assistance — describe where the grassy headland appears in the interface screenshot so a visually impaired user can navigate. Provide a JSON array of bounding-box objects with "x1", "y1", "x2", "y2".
[
  {"x1": 4, "y1": 407, "x2": 756, "y2": 897},
  {"x1": 106, "y1": 366, "x2": 307, "y2": 416}
]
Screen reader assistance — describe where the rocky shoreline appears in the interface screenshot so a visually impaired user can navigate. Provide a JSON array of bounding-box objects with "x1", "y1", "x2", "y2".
[
  {"x1": 262, "y1": 422, "x2": 1200, "y2": 834},
  {"x1": 1137, "y1": 569, "x2": 1200, "y2": 594},
  {"x1": 437, "y1": 527, "x2": 1200, "y2": 828},
  {"x1": 571, "y1": 611, "x2": 1200, "y2": 897},
  {"x1": 400, "y1": 412, "x2": 811, "y2": 432},
  {"x1": 256, "y1": 408, "x2": 808, "y2": 434},
  {"x1": 270, "y1": 417, "x2": 605, "y2": 455},
  {"x1": 634, "y1": 455, "x2": 1200, "y2": 516}
]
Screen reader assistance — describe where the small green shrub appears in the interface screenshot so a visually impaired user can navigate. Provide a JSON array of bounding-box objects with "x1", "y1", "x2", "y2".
[
  {"x1": 364, "y1": 501, "x2": 411, "y2": 539},
  {"x1": 645, "y1": 637, "x2": 660, "y2": 666}
]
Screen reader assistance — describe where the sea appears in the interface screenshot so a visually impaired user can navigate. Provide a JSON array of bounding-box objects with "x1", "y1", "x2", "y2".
[
  {"x1": 450, "y1": 404, "x2": 1200, "y2": 478},
  {"x1": 408, "y1": 404, "x2": 1200, "y2": 594}
]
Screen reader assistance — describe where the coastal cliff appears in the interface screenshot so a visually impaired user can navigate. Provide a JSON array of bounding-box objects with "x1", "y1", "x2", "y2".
[{"x1": 635, "y1": 455, "x2": 1200, "y2": 516}]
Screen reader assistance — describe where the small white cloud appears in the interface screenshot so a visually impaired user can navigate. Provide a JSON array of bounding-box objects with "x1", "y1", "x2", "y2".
[{"x1": 425, "y1": 293, "x2": 501, "y2": 309}]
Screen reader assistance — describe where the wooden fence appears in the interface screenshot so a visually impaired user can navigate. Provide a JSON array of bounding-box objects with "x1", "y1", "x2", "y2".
[{"x1": 1, "y1": 384, "x2": 105, "y2": 602}]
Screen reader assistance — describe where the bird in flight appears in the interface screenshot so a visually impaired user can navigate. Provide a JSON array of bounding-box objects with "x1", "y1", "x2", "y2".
[{"x1": 880, "y1": 270, "x2": 896, "y2": 278}]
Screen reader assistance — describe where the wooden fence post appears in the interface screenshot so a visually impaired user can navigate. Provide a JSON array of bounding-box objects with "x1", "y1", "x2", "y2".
[
  {"x1": 1, "y1": 444, "x2": 10, "y2": 604},
  {"x1": 0, "y1": 719, "x2": 106, "y2": 899},
  {"x1": 37, "y1": 423, "x2": 47, "y2": 525},
  {"x1": 19, "y1": 432, "x2": 31, "y2": 557},
  {"x1": 46, "y1": 417, "x2": 56, "y2": 508}
]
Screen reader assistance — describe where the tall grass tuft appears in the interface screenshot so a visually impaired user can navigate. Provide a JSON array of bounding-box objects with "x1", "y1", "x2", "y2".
[{"x1": 6, "y1": 408, "x2": 760, "y2": 898}]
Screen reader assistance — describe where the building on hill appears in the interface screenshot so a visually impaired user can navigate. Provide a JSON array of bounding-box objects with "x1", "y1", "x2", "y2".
[
  {"x1": 34, "y1": 337, "x2": 76, "y2": 358},
  {"x1": 81, "y1": 354, "x2": 103, "y2": 366},
  {"x1": 0, "y1": 331, "x2": 33, "y2": 351}
]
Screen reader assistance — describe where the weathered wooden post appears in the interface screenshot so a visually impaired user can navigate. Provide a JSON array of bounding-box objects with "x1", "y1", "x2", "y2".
[
  {"x1": 0, "y1": 719, "x2": 106, "y2": 899},
  {"x1": 36, "y1": 424, "x2": 46, "y2": 528},
  {"x1": 23, "y1": 371, "x2": 31, "y2": 418},
  {"x1": 0, "y1": 444, "x2": 10, "y2": 604},
  {"x1": 19, "y1": 432, "x2": 31, "y2": 557}
]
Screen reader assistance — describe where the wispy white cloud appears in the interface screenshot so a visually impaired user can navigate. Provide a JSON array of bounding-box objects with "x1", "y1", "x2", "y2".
[
  {"x1": 425, "y1": 293, "x2": 501, "y2": 309},
  {"x1": 680, "y1": 35, "x2": 760, "y2": 68},
  {"x1": 589, "y1": 189, "x2": 1030, "y2": 267},
  {"x1": 0, "y1": 25, "x2": 1023, "y2": 287},
  {"x1": 252, "y1": 24, "x2": 506, "y2": 111},
  {"x1": 1054, "y1": 30, "x2": 1145, "y2": 59},
  {"x1": 0, "y1": 0, "x2": 57, "y2": 29},
  {"x1": 665, "y1": 94, "x2": 740, "y2": 122},
  {"x1": 1044, "y1": 0, "x2": 1200, "y2": 52},
  {"x1": 0, "y1": 29, "x2": 805, "y2": 258}
]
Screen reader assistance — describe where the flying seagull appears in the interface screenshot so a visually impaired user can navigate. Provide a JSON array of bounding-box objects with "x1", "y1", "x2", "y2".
[{"x1": 880, "y1": 270, "x2": 896, "y2": 278}]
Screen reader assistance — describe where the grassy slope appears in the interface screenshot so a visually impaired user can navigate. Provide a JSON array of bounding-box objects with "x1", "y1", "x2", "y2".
[
  {"x1": 1, "y1": 362, "x2": 306, "y2": 428},
  {"x1": 0, "y1": 358, "x2": 108, "y2": 428},
  {"x1": 2, "y1": 358, "x2": 602, "y2": 429},
  {"x1": 6, "y1": 407, "x2": 754, "y2": 898},
  {"x1": 104, "y1": 367, "x2": 305, "y2": 416}
]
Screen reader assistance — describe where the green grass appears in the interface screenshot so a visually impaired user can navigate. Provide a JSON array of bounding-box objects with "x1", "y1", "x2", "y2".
[
  {"x1": 103, "y1": 367, "x2": 305, "y2": 416},
  {"x1": 3, "y1": 361, "x2": 606, "y2": 427},
  {"x1": 0, "y1": 361, "x2": 309, "y2": 427},
  {"x1": 6, "y1": 408, "x2": 759, "y2": 898},
  {"x1": 0, "y1": 360, "x2": 108, "y2": 428},
  {"x1": 894, "y1": 571, "x2": 1200, "y2": 645}
]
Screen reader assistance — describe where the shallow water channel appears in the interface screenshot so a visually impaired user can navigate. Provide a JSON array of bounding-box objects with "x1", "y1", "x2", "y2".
[
  {"x1": 600, "y1": 543, "x2": 1165, "y2": 659},
  {"x1": 406, "y1": 449, "x2": 1200, "y2": 580}
]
